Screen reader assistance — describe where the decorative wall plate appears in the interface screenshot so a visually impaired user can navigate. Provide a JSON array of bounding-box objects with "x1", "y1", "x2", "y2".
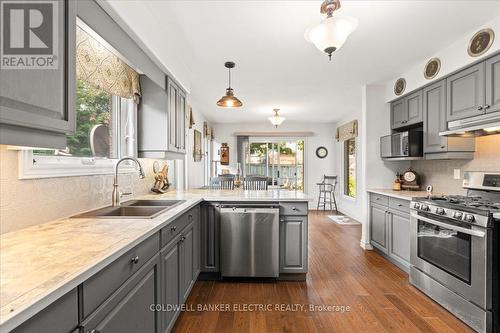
[
  {"x1": 424, "y1": 57, "x2": 441, "y2": 80},
  {"x1": 468, "y1": 28, "x2": 495, "y2": 57},
  {"x1": 316, "y1": 146, "x2": 328, "y2": 159},
  {"x1": 394, "y1": 78, "x2": 406, "y2": 96}
]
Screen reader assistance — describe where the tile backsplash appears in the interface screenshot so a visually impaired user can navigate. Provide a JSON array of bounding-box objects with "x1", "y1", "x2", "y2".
[
  {"x1": 411, "y1": 134, "x2": 500, "y2": 194},
  {"x1": 0, "y1": 145, "x2": 173, "y2": 234}
]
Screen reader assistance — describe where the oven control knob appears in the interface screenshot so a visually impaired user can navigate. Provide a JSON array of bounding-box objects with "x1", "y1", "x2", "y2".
[
  {"x1": 413, "y1": 203, "x2": 420, "y2": 209},
  {"x1": 436, "y1": 208, "x2": 446, "y2": 215},
  {"x1": 453, "y1": 212, "x2": 463, "y2": 219},
  {"x1": 420, "y1": 204, "x2": 429, "y2": 211},
  {"x1": 465, "y1": 214, "x2": 475, "y2": 223}
]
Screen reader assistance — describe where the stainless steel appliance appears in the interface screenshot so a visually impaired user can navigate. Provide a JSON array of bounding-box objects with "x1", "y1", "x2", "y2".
[
  {"x1": 380, "y1": 129, "x2": 423, "y2": 159},
  {"x1": 220, "y1": 205, "x2": 279, "y2": 277},
  {"x1": 410, "y1": 171, "x2": 500, "y2": 333},
  {"x1": 440, "y1": 111, "x2": 500, "y2": 137}
]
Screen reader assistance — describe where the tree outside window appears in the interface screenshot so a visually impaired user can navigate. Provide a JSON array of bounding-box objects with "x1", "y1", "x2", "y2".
[{"x1": 344, "y1": 138, "x2": 356, "y2": 198}]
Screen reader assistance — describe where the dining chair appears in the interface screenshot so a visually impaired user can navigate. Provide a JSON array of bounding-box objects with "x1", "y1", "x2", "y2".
[
  {"x1": 316, "y1": 175, "x2": 338, "y2": 213},
  {"x1": 210, "y1": 177, "x2": 235, "y2": 190},
  {"x1": 243, "y1": 176, "x2": 268, "y2": 190},
  {"x1": 218, "y1": 174, "x2": 236, "y2": 180}
]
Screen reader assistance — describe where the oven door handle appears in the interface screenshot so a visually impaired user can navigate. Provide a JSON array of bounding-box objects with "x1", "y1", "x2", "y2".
[{"x1": 410, "y1": 213, "x2": 486, "y2": 238}]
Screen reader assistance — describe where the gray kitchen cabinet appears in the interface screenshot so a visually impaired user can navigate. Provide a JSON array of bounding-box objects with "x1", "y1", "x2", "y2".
[
  {"x1": 391, "y1": 90, "x2": 423, "y2": 129},
  {"x1": 82, "y1": 254, "x2": 161, "y2": 333},
  {"x1": 179, "y1": 223, "x2": 194, "y2": 303},
  {"x1": 389, "y1": 210, "x2": 411, "y2": 265},
  {"x1": 390, "y1": 98, "x2": 406, "y2": 129},
  {"x1": 423, "y1": 80, "x2": 475, "y2": 157},
  {"x1": 160, "y1": 235, "x2": 180, "y2": 333},
  {"x1": 11, "y1": 289, "x2": 78, "y2": 333},
  {"x1": 166, "y1": 76, "x2": 187, "y2": 154},
  {"x1": 200, "y1": 203, "x2": 220, "y2": 272},
  {"x1": 192, "y1": 208, "x2": 201, "y2": 279},
  {"x1": 0, "y1": 0, "x2": 76, "y2": 149},
  {"x1": 279, "y1": 215, "x2": 308, "y2": 273},
  {"x1": 447, "y1": 62, "x2": 485, "y2": 121},
  {"x1": 485, "y1": 53, "x2": 500, "y2": 114},
  {"x1": 176, "y1": 91, "x2": 187, "y2": 154},
  {"x1": 370, "y1": 202, "x2": 388, "y2": 254}
]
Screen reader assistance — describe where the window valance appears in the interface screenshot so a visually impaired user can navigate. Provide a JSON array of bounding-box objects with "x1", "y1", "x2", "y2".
[
  {"x1": 76, "y1": 25, "x2": 141, "y2": 103},
  {"x1": 336, "y1": 120, "x2": 358, "y2": 141}
]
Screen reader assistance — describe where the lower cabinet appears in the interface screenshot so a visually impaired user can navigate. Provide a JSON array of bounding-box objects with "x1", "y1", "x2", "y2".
[
  {"x1": 81, "y1": 254, "x2": 161, "y2": 333},
  {"x1": 369, "y1": 194, "x2": 411, "y2": 270},
  {"x1": 279, "y1": 215, "x2": 308, "y2": 273},
  {"x1": 200, "y1": 203, "x2": 220, "y2": 272}
]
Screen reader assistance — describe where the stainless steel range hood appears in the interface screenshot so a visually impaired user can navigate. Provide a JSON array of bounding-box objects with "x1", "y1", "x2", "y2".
[{"x1": 440, "y1": 111, "x2": 500, "y2": 137}]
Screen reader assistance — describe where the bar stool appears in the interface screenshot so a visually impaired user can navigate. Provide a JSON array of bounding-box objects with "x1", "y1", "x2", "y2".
[
  {"x1": 316, "y1": 175, "x2": 338, "y2": 213},
  {"x1": 243, "y1": 176, "x2": 268, "y2": 190},
  {"x1": 210, "y1": 177, "x2": 234, "y2": 190}
]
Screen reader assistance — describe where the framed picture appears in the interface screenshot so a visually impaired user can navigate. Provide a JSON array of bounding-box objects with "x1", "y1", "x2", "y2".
[{"x1": 193, "y1": 129, "x2": 202, "y2": 162}]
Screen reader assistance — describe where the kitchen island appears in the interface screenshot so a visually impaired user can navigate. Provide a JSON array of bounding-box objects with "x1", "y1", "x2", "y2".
[{"x1": 0, "y1": 189, "x2": 311, "y2": 333}]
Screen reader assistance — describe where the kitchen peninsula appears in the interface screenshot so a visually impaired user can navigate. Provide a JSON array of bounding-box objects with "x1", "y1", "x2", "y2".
[{"x1": 0, "y1": 189, "x2": 311, "y2": 333}]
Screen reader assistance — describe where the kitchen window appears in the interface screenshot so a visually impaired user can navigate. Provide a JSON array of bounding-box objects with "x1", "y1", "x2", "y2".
[{"x1": 344, "y1": 138, "x2": 356, "y2": 198}]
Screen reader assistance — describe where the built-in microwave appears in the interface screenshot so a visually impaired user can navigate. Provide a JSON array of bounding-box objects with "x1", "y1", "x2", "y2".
[{"x1": 380, "y1": 129, "x2": 423, "y2": 159}]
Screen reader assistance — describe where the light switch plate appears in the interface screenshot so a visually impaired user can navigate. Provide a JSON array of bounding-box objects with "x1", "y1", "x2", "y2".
[{"x1": 454, "y1": 169, "x2": 461, "y2": 180}]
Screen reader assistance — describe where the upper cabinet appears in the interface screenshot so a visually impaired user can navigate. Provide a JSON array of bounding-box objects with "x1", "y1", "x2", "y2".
[
  {"x1": 138, "y1": 75, "x2": 187, "y2": 157},
  {"x1": 485, "y1": 53, "x2": 500, "y2": 114},
  {"x1": 0, "y1": 0, "x2": 76, "y2": 149},
  {"x1": 446, "y1": 62, "x2": 485, "y2": 121},
  {"x1": 391, "y1": 90, "x2": 423, "y2": 130}
]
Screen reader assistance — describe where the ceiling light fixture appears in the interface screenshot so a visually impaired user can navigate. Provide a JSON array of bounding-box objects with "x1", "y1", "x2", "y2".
[
  {"x1": 216, "y1": 61, "x2": 243, "y2": 108},
  {"x1": 269, "y1": 109, "x2": 285, "y2": 128},
  {"x1": 304, "y1": 0, "x2": 358, "y2": 61}
]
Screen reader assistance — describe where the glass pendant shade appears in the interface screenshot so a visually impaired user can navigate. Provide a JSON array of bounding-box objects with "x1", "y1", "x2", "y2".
[
  {"x1": 269, "y1": 109, "x2": 285, "y2": 128},
  {"x1": 217, "y1": 88, "x2": 243, "y2": 108},
  {"x1": 305, "y1": 15, "x2": 358, "y2": 59}
]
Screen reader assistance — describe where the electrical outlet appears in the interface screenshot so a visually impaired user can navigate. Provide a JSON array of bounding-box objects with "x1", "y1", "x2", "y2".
[{"x1": 454, "y1": 169, "x2": 461, "y2": 180}]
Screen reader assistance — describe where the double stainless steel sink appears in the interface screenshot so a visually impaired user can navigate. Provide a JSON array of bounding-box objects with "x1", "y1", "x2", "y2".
[{"x1": 72, "y1": 200, "x2": 185, "y2": 219}]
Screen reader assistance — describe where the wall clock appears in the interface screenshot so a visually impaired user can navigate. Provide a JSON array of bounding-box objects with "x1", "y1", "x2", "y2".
[
  {"x1": 394, "y1": 78, "x2": 406, "y2": 96},
  {"x1": 316, "y1": 146, "x2": 328, "y2": 159},
  {"x1": 424, "y1": 57, "x2": 441, "y2": 80},
  {"x1": 468, "y1": 28, "x2": 495, "y2": 57}
]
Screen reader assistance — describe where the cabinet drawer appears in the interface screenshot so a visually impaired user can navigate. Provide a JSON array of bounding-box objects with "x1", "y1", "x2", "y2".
[
  {"x1": 389, "y1": 197, "x2": 410, "y2": 214},
  {"x1": 279, "y1": 202, "x2": 308, "y2": 216},
  {"x1": 161, "y1": 206, "x2": 199, "y2": 248},
  {"x1": 370, "y1": 193, "x2": 389, "y2": 206},
  {"x1": 82, "y1": 233, "x2": 159, "y2": 318}
]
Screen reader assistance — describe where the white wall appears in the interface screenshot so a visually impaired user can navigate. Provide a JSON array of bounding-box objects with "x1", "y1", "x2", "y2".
[
  {"x1": 185, "y1": 103, "x2": 211, "y2": 189},
  {"x1": 212, "y1": 121, "x2": 336, "y2": 208},
  {"x1": 384, "y1": 14, "x2": 500, "y2": 101}
]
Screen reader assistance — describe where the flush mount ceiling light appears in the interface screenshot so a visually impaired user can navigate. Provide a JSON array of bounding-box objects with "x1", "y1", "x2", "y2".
[
  {"x1": 269, "y1": 109, "x2": 286, "y2": 128},
  {"x1": 304, "y1": 0, "x2": 358, "y2": 61},
  {"x1": 216, "y1": 61, "x2": 243, "y2": 108}
]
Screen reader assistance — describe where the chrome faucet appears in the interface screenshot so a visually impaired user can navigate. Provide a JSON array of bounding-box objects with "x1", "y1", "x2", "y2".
[{"x1": 112, "y1": 157, "x2": 145, "y2": 206}]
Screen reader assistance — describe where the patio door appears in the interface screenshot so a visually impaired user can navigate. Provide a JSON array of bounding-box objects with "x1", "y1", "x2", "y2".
[{"x1": 246, "y1": 139, "x2": 304, "y2": 191}]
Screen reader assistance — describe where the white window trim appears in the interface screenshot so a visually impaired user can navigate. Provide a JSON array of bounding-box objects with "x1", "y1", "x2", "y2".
[{"x1": 342, "y1": 137, "x2": 357, "y2": 200}]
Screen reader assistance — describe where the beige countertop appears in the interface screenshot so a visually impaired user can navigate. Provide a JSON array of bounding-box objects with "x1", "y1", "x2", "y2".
[
  {"x1": 0, "y1": 189, "x2": 311, "y2": 332},
  {"x1": 367, "y1": 188, "x2": 440, "y2": 201}
]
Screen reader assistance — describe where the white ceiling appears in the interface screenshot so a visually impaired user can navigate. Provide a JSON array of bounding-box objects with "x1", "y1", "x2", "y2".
[{"x1": 105, "y1": 0, "x2": 500, "y2": 123}]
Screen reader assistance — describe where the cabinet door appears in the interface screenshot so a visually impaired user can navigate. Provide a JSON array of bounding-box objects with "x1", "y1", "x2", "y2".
[
  {"x1": 160, "y1": 238, "x2": 180, "y2": 333},
  {"x1": 200, "y1": 203, "x2": 220, "y2": 272},
  {"x1": 83, "y1": 255, "x2": 160, "y2": 333},
  {"x1": 0, "y1": 0, "x2": 76, "y2": 148},
  {"x1": 279, "y1": 216, "x2": 308, "y2": 273},
  {"x1": 389, "y1": 211, "x2": 411, "y2": 265},
  {"x1": 167, "y1": 79, "x2": 178, "y2": 152},
  {"x1": 192, "y1": 209, "x2": 200, "y2": 279},
  {"x1": 485, "y1": 53, "x2": 500, "y2": 114},
  {"x1": 447, "y1": 62, "x2": 485, "y2": 121},
  {"x1": 176, "y1": 91, "x2": 186, "y2": 153},
  {"x1": 180, "y1": 224, "x2": 194, "y2": 303},
  {"x1": 391, "y1": 98, "x2": 406, "y2": 129},
  {"x1": 370, "y1": 203, "x2": 388, "y2": 253},
  {"x1": 423, "y1": 80, "x2": 448, "y2": 153},
  {"x1": 405, "y1": 90, "x2": 423, "y2": 126}
]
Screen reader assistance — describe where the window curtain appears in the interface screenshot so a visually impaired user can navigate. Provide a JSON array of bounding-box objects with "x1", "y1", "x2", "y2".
[
  {"x1": 336, "y1": 120, "x2": 358, "y2": 141},
  {"x1": 76, "y1": 25, "x2": 141, "y2": 103}
]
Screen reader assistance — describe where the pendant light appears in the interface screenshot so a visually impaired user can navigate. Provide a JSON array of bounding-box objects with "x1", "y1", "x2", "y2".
[
  {"x1": 304, "y1": 0, "x2": 358, "y2": 60},
  {"x1": 269, "y1": 109, "x2": 285, "y2": 128},
  {"x1": 216, "y1": 61, "x2": 243, "y2": 108}
]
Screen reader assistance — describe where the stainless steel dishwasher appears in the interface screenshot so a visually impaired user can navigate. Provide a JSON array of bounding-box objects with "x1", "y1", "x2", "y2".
[{"x1": 220, "y1": 204, "x2": 279, "y2": 278}]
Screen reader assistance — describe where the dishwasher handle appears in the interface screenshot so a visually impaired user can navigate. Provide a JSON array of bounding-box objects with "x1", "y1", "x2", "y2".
[{"x1": 220, "y1": 207, "x2": 279, "y2": 214}]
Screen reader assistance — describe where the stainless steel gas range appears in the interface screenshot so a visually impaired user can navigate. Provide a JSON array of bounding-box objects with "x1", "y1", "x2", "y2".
[{"x1": 409, "y1": 171, "x2": 500, "y2": 333}]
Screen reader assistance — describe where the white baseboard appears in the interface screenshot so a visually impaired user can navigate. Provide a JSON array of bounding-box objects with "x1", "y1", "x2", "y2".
[{"x1": 359, "y1": 240, "x2": 373, "y2": 250}]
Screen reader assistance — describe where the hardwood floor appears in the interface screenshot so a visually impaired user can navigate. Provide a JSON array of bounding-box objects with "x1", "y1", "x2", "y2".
[{"x1": 172, "y1": 211, "x2": 474, "y2": 333}]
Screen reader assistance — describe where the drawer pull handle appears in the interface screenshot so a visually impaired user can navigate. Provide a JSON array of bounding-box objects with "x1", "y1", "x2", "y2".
[
  {"x1": 131, "y1": 256, "x2": 139, "y2": 264},
  {"x1": 376, "y1": 198, "x2": 380, "y2": 200},
  {"x1": 170, "y1": 226, "x2": 177, "y2": 232},
  {"x1": 477, "y1": 105, "x2": 484, "y2": 111},
  {"x1": 484, "y1": 104, "x2": 490, "y2": 109},
  {"x1": 89, "y1": 330, "x2": 100, "y2": 333},
  {"x1": 188, "y1": 214, "x2": 193, "y2": 219},
  {"x1": 180, "y1": 236, "x2": 186, "y2": 242},
  {"x1": 291, "y1": 207, "x2": 297, "y2": 211},
  {"x1": 397, "y1": 204, "x2": 403, "y2": 207}
]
